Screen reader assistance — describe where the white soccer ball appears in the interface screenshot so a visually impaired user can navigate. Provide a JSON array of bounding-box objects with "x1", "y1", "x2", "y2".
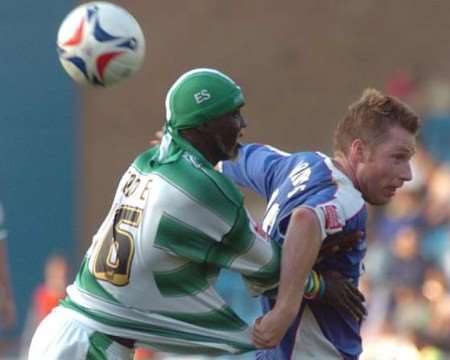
[{"x1": 57, "y1": 1, "x2": 145, "y2": 87}]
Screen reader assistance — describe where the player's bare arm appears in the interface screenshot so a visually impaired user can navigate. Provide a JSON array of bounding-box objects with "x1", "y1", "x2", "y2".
[{"x1": 252, "y1": 207, "x2": 321, "y2": 348}]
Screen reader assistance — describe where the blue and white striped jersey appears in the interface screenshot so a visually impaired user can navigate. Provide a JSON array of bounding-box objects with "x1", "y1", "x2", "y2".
[{"x1": 222, "y1": 143, "x2": 368, "y2": 360}]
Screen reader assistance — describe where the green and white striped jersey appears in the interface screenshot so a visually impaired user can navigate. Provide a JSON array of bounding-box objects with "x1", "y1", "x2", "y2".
[{"x1": 63, "y1": 147, "x2": 280, "y2": 355}]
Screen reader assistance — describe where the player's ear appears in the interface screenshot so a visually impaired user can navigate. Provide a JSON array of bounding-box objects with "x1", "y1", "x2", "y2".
[{"x1": 349, "y1": 139, "x2": 366, "y2": 163}]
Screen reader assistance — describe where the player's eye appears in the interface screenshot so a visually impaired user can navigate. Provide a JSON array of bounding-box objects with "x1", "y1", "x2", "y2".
[{"x1": 392, "y1": 153, "x2": 407, "y2": 161}]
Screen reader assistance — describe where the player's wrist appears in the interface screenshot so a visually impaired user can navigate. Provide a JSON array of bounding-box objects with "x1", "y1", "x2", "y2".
[
  {"x1": 273, "y1": 291, "x2": 303, "y2": 318},
  {"x1": 272, "y1": 301, "x2": 300, "y2": 322},
  {"x1": 303, "y1": 270, "x2": 325, "y2": 300}
]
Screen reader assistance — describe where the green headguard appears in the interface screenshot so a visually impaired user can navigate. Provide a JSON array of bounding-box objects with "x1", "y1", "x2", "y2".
[{"x1": 156, "y1": 68, "x2": 245, "y2": 164}]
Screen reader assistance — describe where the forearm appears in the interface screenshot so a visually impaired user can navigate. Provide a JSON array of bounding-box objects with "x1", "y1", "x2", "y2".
[{"x1": 273, "y1": 208, "x2": 322, "y2": 318}]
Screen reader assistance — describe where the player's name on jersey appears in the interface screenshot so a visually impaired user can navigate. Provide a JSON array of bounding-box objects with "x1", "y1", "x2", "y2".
[{"x1": 121, "y1": 168, "x2": 153, "y2": 202}]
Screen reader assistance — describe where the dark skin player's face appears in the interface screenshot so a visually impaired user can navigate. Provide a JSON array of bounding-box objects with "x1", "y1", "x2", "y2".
[{"x1": 204, "y1": 108, "x2": 247, "y2": 161}]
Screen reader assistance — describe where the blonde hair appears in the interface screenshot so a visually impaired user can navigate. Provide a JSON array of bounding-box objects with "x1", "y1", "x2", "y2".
[{"x1": 333, "y1": 88, "x2": 420, "y2": 155}]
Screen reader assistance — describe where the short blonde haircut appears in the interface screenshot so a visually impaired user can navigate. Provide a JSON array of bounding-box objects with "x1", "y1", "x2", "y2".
[{"x1": 333, "y1": 88, "x2": 420, "y2": 155}]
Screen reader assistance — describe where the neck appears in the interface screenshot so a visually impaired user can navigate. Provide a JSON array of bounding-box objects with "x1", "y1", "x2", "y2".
[
  {"x1": 333, "y1": 154, "x2": 360, "y2": 190},
  {"x1": 179, "y1": 129, "x2": 220, "y2": 165}
]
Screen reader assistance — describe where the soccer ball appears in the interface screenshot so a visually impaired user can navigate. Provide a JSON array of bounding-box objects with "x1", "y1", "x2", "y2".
[{"x1": 57, "y1": 2, "x2": 145, "y2": 87}]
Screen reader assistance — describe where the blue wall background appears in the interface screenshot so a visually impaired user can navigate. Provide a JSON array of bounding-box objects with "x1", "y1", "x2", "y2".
[{"x1": 0, "y1": 1, "x2": 77, "y2": 337}]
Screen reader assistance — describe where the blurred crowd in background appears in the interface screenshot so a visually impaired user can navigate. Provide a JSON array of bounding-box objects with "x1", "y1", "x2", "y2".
[
  {"x1": 4, "y1": 70, "x2": 450, "y2": 360},
  {"x1": 358, "y1": 70, "x2": 450, "y2": 360}
]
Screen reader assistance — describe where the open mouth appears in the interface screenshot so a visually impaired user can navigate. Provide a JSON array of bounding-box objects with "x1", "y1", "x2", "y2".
[{"x1": 386, "y1": 186, "x2": 398, "y2": 196}]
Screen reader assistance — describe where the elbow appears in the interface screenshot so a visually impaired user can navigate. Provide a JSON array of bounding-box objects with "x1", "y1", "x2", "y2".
[
  {"x1": 290, "y1": 207, "x2": 318, "y2": 227},
  {"x1": 287, "y1": 207, "x2": 322, "y2": 245}
]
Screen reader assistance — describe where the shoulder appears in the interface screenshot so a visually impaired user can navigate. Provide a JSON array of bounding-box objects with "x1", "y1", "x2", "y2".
[
  {"x1": 132, "y1": 147, "x2": 158, "y2": 172},
  {"x1": 280, "y1": 152, "x2": 334, "y2": 195},
  {"x1": 237, "y1": 143, "x2": 291, "y2": 169},
  {"x1": 242, "y1": 143, "x2": 291, "y2": 157},
  {"x1": 320, "y1": 154, "x2": 365, "y2": 218},
  {"x1": 307, "y1": 154, "x2": 365, "y2": 233},
  {"x1": 293, "y1": 153, "x2": 365, "y2": 236},
  {"x1": 153, "y1": 153, "x2": 243, "y2": 216},
  {"x1": 285, "y1": 152, "x2": 329, "y2": 176}
]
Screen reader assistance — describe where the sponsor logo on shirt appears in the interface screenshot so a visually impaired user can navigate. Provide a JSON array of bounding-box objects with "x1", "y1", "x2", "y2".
[{"x1": 322, "y1": 204, "x2": 342, "y2": 230}]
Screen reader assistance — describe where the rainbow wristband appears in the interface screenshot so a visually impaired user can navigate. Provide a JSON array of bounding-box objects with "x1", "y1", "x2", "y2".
[
  {"x1": 304, "y1": 273, "x2": 314, "y2": 294},
  {"x1": 318, "y1": 272, "x2": 326, "y2": 299},
  {"x1": 304, "y1": 271, "x2": 321, "y2": 299}
]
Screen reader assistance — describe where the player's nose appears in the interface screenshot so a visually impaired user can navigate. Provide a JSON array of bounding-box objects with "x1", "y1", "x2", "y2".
[{"x1": 240, "y1": 115, "x2": 248, "y2": 129}]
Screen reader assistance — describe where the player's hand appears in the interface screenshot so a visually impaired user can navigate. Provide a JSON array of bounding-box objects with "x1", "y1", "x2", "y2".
[
  {"x1": 317, "y1": 230, "x2": 363, "y2": 263},
  {"x1": 252, "y1": 308, "x2": 293, "y2": 349},
  {"x1": 319, "y1": 271, "x2": 366, "y2": 322},
  {"x1": 149, "y1": 130, "x2": 163, "y2": 146}
]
